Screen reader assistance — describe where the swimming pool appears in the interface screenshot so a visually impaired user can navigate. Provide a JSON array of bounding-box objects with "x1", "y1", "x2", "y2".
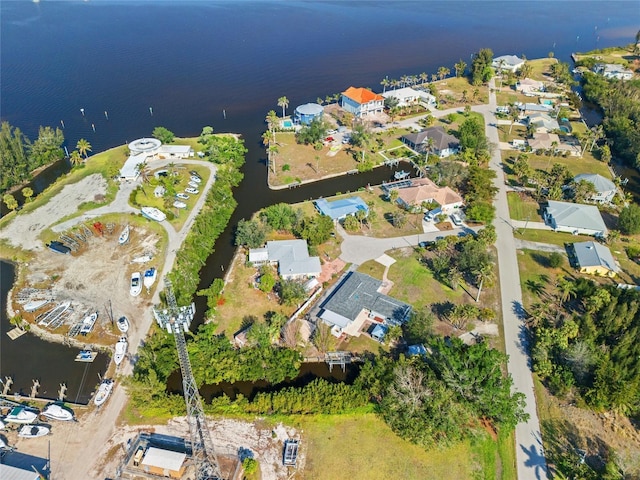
[
  {"x1": 542, "y1": 99, "x2": 553, "y2": 105},
  {"x1": 282, "y1": 120, "x2": 293, "y2": 128}
]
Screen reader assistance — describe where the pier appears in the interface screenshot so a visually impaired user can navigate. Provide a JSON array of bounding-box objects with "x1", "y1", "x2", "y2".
[{"x1": 303, "y1": 351, "x2": 362, "y2": 372}]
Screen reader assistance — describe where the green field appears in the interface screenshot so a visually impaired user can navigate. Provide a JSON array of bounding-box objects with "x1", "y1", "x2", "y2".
[{"x1": 507, "y1": 192, "x2": 543, "y2": 222}]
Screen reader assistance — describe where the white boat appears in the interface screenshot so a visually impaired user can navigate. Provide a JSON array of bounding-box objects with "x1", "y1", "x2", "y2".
[
  {"x1": 132, "y1": 253, "x2": 153, "y2": 263},
  {"x1": 42, "y1": 403, "x2": 74, "y2": 421},
  {"x1": 4, "y1": 406, "x2": 38, "y2": 424},
  {"x1": 18, "y1": 424, "x2": 50, "y2": 438},
  {"x1": 130, "y1": 272, "x2": 142, "y2": 297},
  {"x1": 0, "y1": 437, "x2": 6, "y2": 449},
  {"x1": 75, "y1": 349, "x2": 97, "y2": 362},
  {"x1": 143, "y1": 267, "x2": 157, "y2": 289},
  {"x1": 0, "y1": 419, "x2": 5, "y2": 430},
  {"x1": 114, "y1": 336, "x2": 128, "y2": 366},
  {"x1": 38, "y1": 300, "x2": 71, "y2": 327},
  {"x1": 24, "y1": 299, "x2": 50, "y2": 312},
  {"x1": 116, "y1": 316, "x2": 129, "y2": 333},
  {"x1": 118, "y1": 224, "x2": 130, "y2": 245},
  {"x1": 80, "y1": 311, "x2": 98, "y2": 335},
  {"x1": 140, "y1": 207, "x2": 166, "y2": 222},
  {"x1": 94, "y1": 379, "x2": 114, "y2": 407}
]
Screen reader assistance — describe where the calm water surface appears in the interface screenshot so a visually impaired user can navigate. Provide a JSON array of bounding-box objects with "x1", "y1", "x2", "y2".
[{"x1": 1, "y1": 0, "x2": 637, "y2": 398}]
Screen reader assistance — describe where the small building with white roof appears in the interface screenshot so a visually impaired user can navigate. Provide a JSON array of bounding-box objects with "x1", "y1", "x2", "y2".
[
  {"x1": 119, "y1": 137, "x2": 194, "y2": 181},
  {"x1": 492, "y1": 55, "x2": 526, "y2": 72},
  {"x1": 140, "y1": 447, "x2": 187, "y2": 479},
  {"x1": 248, "y1": 239, "x2": 321, "y2": 280},
  {"x1": 381, "y1": 87, "x2": 436, "y2": 108}
]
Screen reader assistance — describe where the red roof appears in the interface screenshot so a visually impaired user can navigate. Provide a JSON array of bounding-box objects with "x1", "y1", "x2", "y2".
[{"x1": 342, "y1": 87, "x2": 384, "y2": 105}]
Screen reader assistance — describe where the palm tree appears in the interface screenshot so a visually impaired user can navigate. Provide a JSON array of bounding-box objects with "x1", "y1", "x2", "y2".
[
  {"x1": 437, "y1": 66, "x2": 450, "y2": 81},
  {"x1": 474, "y1": 264, "x2": 495, "y2": 302},
  {"x1": 69, "y1": 150, "x2": 83, "y2": 167},
  {"x1": 277, "y1": 96, "x2": 289, "y2": 118},
  {"x1": 76, "y1": 138, "x2": 92, "y2": 159},
  {"x1": 431, "y1": 74, "x2": 438, "y2": 83},
  {"x1": 380, "y1": 78, "x2": 390, "y2": 93},
  {"x1": 419, "y1": 72, "x2": 428, "y2": 86},
  {"x1": 268, "y1": 144, "x2": 279, "y2": 173},
  {"x1": 508, "y1": 105, "x2": 520, "y2": 134},
  {"x1": 454, "y1": 59, "x2": 467, "y2": 78},
  {"x1": 556, "y1": 277, "x2": 577, "y2": 304},
  {"x1": 472, "y1": 88, "x2": 480, "y2": 101}
]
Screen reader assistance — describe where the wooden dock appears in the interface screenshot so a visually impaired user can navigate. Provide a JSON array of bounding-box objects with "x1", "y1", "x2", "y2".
[{"x1": 6, "y1": 327, "x2": 27, "y2": 340}]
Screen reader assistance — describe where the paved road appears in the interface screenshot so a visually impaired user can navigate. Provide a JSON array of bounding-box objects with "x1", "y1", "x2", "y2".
[{"x1": 479, "y1": 79, "x2": 548, "y2": 480}]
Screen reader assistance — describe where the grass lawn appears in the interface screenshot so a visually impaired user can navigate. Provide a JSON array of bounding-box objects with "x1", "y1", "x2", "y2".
[
  {"x1": 517, "y1": 248, "x2": 571, "y2": 309},
  {"x1": 496, "y1": 125, "x2": 527, "y2": 144},
  {"x1": 501, "y1": 151, "x2": 612, "y2": 185},
  {"x1": 294, "y1": 413, "x2": 497, "y2": 480},
  {"x1": 527, "y1": 58, "x2": 558, "y2": 81},
  {"x1": 357, "y1": 259, "x2": 387, "y2": 280},
  {"x1": 434, "y1": 76, "x2": 489, "y2": 106},
  {"x1": 514, "y1": 229, "x2": 582, "y2": 246},
  {"x1": 574, "y1": 46, "x2": 639, "y2": 66},
  {"x1": 507, "y1": 192, "x2": 543, "y2": 222},
  {"x1": 495, "y1": 89, "x2": 530, "y2": 107}
]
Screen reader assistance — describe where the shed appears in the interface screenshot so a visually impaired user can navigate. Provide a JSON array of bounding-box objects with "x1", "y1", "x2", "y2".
[
  {"x1": 141, "y1": 447, "x2": 187, "y2": 479},
  {"x1": 371, "y1": 324, "x2": 388, "y2": 342},
  {"x1": 248, "y1": 247, "x2": 269, "y2": 265}
]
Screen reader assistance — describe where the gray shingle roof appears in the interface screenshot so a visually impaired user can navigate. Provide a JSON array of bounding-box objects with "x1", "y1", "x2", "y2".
[
  {"x1": 266, "y1": 240, "x2": 321, "y2": 277},
  {"x1": 573, "y1": 173, "x2": 616, "y2": 194},
  {"x1": 402, "y1": 126, "x2": 460, "y2": 152},
  {"x1": 320, "y1": 271, "x2": 411, "y2": 326},
  {"x1": 546, "y1": 200, "x2": 607, "y2": 233},
  {"x1": 573, "y1": 241, "x2": 619, "y2": 272}
]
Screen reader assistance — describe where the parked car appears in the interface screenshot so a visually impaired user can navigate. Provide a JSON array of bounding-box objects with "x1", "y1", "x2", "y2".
[
  {"x1": 424, "y1": 212, "x2": 435, "y2": 222},
  {"x1": 190, "y1": 175, "x2": 202, "y2": 183},
  {"x1": 327, "y1": 129, "x2": 337, "y2": 135},
  {"x1": 189, "y1": 170, "x2": 201, "y2": 178},
  {"x1": 175, "y1": 193, "x2": 189, "y2": 200},
  {"x1": 324, "y1": 136, "x2": 335, "y2": 143},
  {"x1": 450, "y1": 213, "x2": 463, "y2": 226},
  {"x1": 185, "y1": 187, "x2": 199, "y2": 195},
  {"x1": 173, "y1": 201, "x2": 187, "y2": 209},
  {"x1": 342, "y1": 136, "x2": 351, "y2": 144},
  {"x1": 188, "y1": 181, "x2": 199, "y2": 188}
]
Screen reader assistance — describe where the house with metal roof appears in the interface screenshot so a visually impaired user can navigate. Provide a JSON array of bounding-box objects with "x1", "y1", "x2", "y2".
[
  {"x1": 314, "y1": 196, "x2": 369, "y2": 221},
  {"x1": 492, "y1": 54, "x2": 526, "y2": 72},
  {"x1": 381, "y1": 87, "x2": 436, "y2": 107},
  {"x1": 544, "y1": 200, "x2": 607, "y2": 237},
  {"x1": 571, "y1": 241, "x2": 619, "y2": 277},
  {"x1": 573, "y1": 173, "x2": 617, "y2": 203},
  {"x1": 401, "y1": 126, "x2": 460, "y2": 158},
  {"x1": 294, "y1": 103, "x2": 324, "y2": 125},
  {"x1": 265, "y1": 240, "x2": 321, "y2": 280},
  {"x1": 318, "y1": 271, "x2": 412, "y2": 337},
  {"x1": 341, "y1": 86, "x2": 384, "y2": 117},
  {"x1": 528, "y1": 113, "x2": 559, "y2": 133}
]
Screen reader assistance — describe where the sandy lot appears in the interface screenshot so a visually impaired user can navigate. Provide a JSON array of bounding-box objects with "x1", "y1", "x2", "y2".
[{"x1": 0, "y1": 174, "x2": 108, "y2": 251}]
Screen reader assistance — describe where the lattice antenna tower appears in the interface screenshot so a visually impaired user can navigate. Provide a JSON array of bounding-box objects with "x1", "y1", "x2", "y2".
[{"x1": 163, "y1": 278, "x2": 223, "y2": 480}]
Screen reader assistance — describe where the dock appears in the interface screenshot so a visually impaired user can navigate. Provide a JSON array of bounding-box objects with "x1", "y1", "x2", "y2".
[
  {"x1": 283, "y1": 439, "x2": 299, "y2": 467},
  {"x1": 6, "y1": 327, "x2": 27, "y2": 340},
  {"x1": 303, "y1": 351, "x2": 362, "y2": 372},
  {"x1": 74, "y1": 350, "x2": 98, "y2": 362}
]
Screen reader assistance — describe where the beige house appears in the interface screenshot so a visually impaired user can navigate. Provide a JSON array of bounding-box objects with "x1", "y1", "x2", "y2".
[{"x1": 395, "y1": 178, "x2": 463, "y2": 213}]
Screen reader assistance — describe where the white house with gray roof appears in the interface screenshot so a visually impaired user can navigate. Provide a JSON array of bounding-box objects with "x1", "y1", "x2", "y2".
[
  {"x1": 492, "y1": 55, "x2": 526, "y2": 72},
  {"x1": 248, "y1": 240, "x2": 321, "y2": 280},
  {"x1": 544, "y1": 200, "x2": 607, "y2": 237},
  {"x1": 381, "y1": 87, "x2": 436, "y2": 108},
  {"x1": 318, "y1": 271, "x2": 412, "y2": 337},
  {"x1": 573, "y1": 173, "x2": 617, "y2": 203},
  {"x1": 572, "y1": 241, "x2": 619, "y2": 277}
]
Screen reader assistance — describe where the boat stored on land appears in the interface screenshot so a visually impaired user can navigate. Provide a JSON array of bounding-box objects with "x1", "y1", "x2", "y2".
[
  {"x1": 38, "y1": 301, "x2": 71, "y2": 327},
  {"x1": 4, "y1": 406, "x2": 38, "y2": 424},
  {"x1": 118, "y1": 224, "x2": 130, "y2": 245},
  {"x1": 80, "y1": 311, "x2": 98, "y2": 335},
  {"x1": 24, "y1": 299, "x2": 50, "y2": 312},
  {"x1": 18, "y1": 424, "x2": 50, "y2": 438},
  {"x1": 42, "y1": 403, "x2": 74, "y2": 421},
  {"x1": 130, "y1": 272, "x2": 142, "y2": 297},
  {"x1": 94, "y1": 379, "x2": 114, "y2": 406},
  {"x1": 116, "y1": 316, "x2": 129, "y2": 333},
  {"x1": 140, "y1": 207, "x2": 166, "y2": 222},
  {"x1": 283, "y1": 439, "x2": 299, "y2": 466},
  {"x1": 75, "y1": 349, "x2": 97, "y2": 362},
  {"x1": 114, "y1": 337, "x2": 128, "y2": 366},
  {"x1": 132, "y1": 253, "x2": 153, "y2": 263},
  {"x1": 143, "y1": 267, "x2": 157, "y2": 289},
  {"x1": 47, "y1": 240, "x2": 71, "y2": 255}
]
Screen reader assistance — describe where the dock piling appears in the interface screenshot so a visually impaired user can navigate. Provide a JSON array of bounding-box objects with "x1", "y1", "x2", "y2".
[
  {"x1": 2, "y1": 376, "x2": 13, "y2": 396},
  {"x1": 30, "y1": 379, "x2": 40, "y2": 398},
  {"x1": 58, "y1": 383, "x2": 67, "y2": 402}
]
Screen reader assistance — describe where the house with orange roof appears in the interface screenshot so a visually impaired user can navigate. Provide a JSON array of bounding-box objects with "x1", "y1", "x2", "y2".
[
  {"x1": 394, "y1": 178, "x2": 463, "y2": 214},
  {"x1": 341, "y1": 86, "x2": 384, "y2": 118}
]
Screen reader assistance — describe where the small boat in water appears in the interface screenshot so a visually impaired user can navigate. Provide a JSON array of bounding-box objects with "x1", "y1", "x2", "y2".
[
  {"x1": 80, "y1": 311, "x2": 98, "y2": 335},
  {"x1": 132, "y1": 253, "x2": 153, "y2": 263},
  {"x1": 42, "y1": 403, "x2": 74, "y2": 422},
  {"x1": 24, "y1": 299, "x2": 50, "y2": 312},
  {"x1": 116, "y1": 316, "x2": 129, "y2": 333},
  {"x1": 143, "y1": 267, "x2": 157, "y2": 289},
  {"x1": 4, "y1": 406, "x2": 38, "y2": 424},
  {"x1": 140, "y1": 207, "x2": 166, "y2": 222},
  {"x1": 18, "y1": 424, "x2": 50, "y2": 438},
  {"x1": 118, "y1": 224, "x2": 130, "y2": 245},
  {"x1": 75, "y1": 349, "x2": 97, "y2": 362},
  {"x1": 114, "y1": 336, "x2": 128, "y2": 366},
  {"x1": 130, "y1": 272, "x2": 142, "y2": 297},
  {"x1": 94, "y1": 379, "x2": 114, "y2": 407}
]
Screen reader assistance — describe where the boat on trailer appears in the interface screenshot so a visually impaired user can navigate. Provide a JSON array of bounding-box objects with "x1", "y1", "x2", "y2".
[
  {"x1": 143, "y1": 267, "x2": 157, "y2": 289},
  {"x1": 24, "y1": 299, "x2": 50, "y2": 312},
  {"x1": 94, "y1": 379, "x2": 114, "y2": 407},
  {"x1": 47, "y1": 241, "x2": 71, "y2": 255},
  {"x1": 38, "y1": 301, "x2": 71, "y2": 327},
  {"x1": 118, "y1": 224, "x2": 130, "y2": 245},
  {"x1": 132, "y1": 253, "x2": 153, "y2": 263},
  {"x1": 114, "y1": 336, "x2": 128, "y2": 366},
  {"x1": 283, "y1": 439, "x2": 299, "y2": 466},
  {"x1": 116, "y1": 316, "x2": 129, "y2": 333},
  {"x1": 140, "y1": 207, "x2": 166, "y2": 222},
  {"x1": 80, "y1": 311, "x2": 98, "y2": 335},
  {"x1": 42, "y1": 403, "x2": 74, "y2": 421},
  {"x1": 18, "y1": 424, "x2": 51, "y2": 438},
  {"x1": 130, "y1": 272, "x2": 142, "y2": 297},
  {"x1": 4, "y1": 406, "x2": 38, "y2": 424}
]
